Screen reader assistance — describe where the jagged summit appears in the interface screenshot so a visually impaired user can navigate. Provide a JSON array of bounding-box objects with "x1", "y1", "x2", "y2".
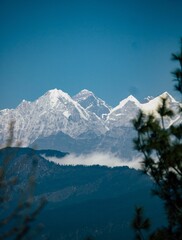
[
  {"x1": 0, "y1": 88, "x2": 108, "y2": 146},
  {"x1": 36, "y1": 88, "x2": 81, "y2": 110},
  {"x1": 73, "y1": 89, "x2": 96, "y2": 102},
  {"x1": 110, "y1": 95, "x2": 140, "y2": 114},
  {"x1": 77, "y1": 89, "x2": 94, "y2": 96},
  {"x1": 119, "y1": 95, "x2": 140, "y2": 107},
  {"x1": 18, "y1": 99, "x2": 31, "y2": 106},
  {"x1": 0, "y1": 88, "x2": 180, "y2": 156},
  {"x1": 106, "y1": 95, "x2": 141, "y2": 128},
  {"x1": 45, "y1": 88, "x2": 71, "y2": 101},
  {"x1": 105, "y1": 91, "x2": 178, "y2": 129},
  {"x1": 160, "y1": 91, "x2": 176, "y2": 102},
  {"x1": 47, "y1": 88, "x2": 60, "y2": 93},
  {"x1": 73, "y1": 89, "x2": 111, "y2": 119},
  {"x1": 141, "y1": 91, "x2": 177, "y2": 115}
]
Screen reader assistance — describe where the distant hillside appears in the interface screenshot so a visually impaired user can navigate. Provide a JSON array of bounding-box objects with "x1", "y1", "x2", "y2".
[{"x1": 0, "y1": 147, "x2": 166, "y2": 240}]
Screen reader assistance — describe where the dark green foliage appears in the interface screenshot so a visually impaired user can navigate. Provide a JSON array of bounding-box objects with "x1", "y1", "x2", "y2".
[
  {"x1": 132, "y1": 207, "x2": 150, "y2": 240},
  {"x1": 132, "y1": 39, "x2": 182, "y2": 239},
  {"x1": 84, "y1": 236, "x2": 95, "y2": 240},
  {"x1": 171, "y1": 38, "x2": 182, "y2": 95}
]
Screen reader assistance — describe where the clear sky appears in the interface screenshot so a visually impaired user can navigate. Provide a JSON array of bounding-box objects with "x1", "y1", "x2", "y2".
[{"x1": 0, "y1": 0, "x2": 182, "y2": 109}]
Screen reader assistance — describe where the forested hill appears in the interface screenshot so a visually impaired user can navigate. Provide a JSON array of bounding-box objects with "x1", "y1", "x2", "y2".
[{"x1": 0, "y1": 147, "x2": 166, "y2": 239}]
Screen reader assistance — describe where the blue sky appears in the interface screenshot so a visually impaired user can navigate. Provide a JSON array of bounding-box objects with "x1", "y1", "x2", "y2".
[{"x1": 0, "y1": 0, "x2": 182, "y2": 109}]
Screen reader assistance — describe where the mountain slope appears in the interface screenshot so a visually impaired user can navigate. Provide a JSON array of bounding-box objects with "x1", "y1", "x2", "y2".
[
  {"x1": 73, "y1": 89, "x2": 112, "y2": 119},
  {"x1": 0, "y1": 89, "x2": 181, "y2": 159},
  {"x1": 140, "y1": 92, "x2": 177, "y2": 115},
  {"x1": 0, "y1": 89, "x2": 107, "y2": 147},
  {"x1": 106, "y1": 95, "x2": 140, "y2": 129},
  {"x1": 0, "y1": 147, "x2": 166, "y2": 240}
]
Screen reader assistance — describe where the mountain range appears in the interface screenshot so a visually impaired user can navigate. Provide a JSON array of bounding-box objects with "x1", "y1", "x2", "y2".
[
  {"x1": 0, "y1": 89, "x2": 180, "y2": 159},
  {"x1": 1, "y1": 89, "x2": 177, "y2": 238}
]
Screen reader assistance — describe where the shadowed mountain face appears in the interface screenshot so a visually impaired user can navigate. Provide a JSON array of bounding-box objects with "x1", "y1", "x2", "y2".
[
  {"x1": 0, "y1": 147, "x2": 166, "y2": 240},
  {"x1": 73, "y1": 89, "x2": 112, "y2": 119},
  {"x1": 31, "y1": 126, "x2": 138, "y2": 159}
]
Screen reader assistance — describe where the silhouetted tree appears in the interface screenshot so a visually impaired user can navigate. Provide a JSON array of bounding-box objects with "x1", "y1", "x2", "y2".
[
  {"x1": 0, "y1": 121, "x2": 46, "y2": 239},
  {"x1": 84, "y1": 236, "x2": 95, "y2": 240},
  {"x1": 132, "y1": 38, "x2": 182, "y2": 239},
  {"x1": 132, "y1": 207, "x2": 150, "y2": 240}
]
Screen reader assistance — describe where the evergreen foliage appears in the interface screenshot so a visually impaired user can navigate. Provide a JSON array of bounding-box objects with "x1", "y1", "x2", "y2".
[
  {"x1": 132, "y1": 39, "x2": 182, "y2": 239},
  {"x1": 132, "y1": 207, "x2": 150, "y2": 240}
]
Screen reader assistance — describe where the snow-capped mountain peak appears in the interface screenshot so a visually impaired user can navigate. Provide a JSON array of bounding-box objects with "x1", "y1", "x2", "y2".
[
  {"x1": 160, "y1": 91, "x2": 176, "y2": 103},
  {"x1": 42, "y1": 88, "x2": 72, "y2": 107},
  {"x1": 36, "y1": 88, "x2": 93, "y2": 122},
  {"x1": 109, "y1": 95, "x2": 140, "y2": 114},
  {"x1": 48, "y1": 88, "x2": 70, "y2": 98},
  {"x1": 74, "y1": 89, "x2": 94, "y2": 99},
  {"x1": 0, "y1": 89, "x2": 180, "y2": 158},
  {"x1": 0, "y1": 88, "x2": 109, "y2": 146},
  {"x1": 106, "y1": 95, "x2": 140, "y2": 128},
  {"x1": 73, "y1": 89, "x2": 112, "y2": 119},
  {"x1": 118, "y1": 95, "x2": 140, "y2": 108},
  {"x1": 141, "y1": 91, "x2": 177, "y2": 115}
]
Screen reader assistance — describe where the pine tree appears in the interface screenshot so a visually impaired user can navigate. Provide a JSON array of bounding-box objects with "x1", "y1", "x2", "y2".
[
  {"x1": 132, "y1": 207, "x2": 151, "y2": 240},
  {"x1": 132, "y1": 39, "x2": 182, "y2": 239}
]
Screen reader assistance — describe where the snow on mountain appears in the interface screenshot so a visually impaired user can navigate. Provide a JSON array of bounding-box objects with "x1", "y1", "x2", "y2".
[
  {"x1": 0, "y1": 89, "x2": 107, "y2": 147},
  {"x1": 140, "y1": 92, "x2": 180, "y2": 127},
  {"x1": 106, "y1": 95, "x2": 140, "y2": 128},
  {"x1": 35, "y1": 89, "x2": 89, "y2": 121},
  {"x1": 73, "y1": 89, "x2": 112, "y2": 119},
  {"x1": 0, "y1": 89, "x2": 180, "y2": 158},
  {"x1": 141, "y1": 92, "x2": 177, "y2": 115},
  {"x1": 114, "y1": 95, "x2": 140, "y2": 110},
  {"x1": 106, "y1": 92, "x2": 180, "y2": 130}
]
